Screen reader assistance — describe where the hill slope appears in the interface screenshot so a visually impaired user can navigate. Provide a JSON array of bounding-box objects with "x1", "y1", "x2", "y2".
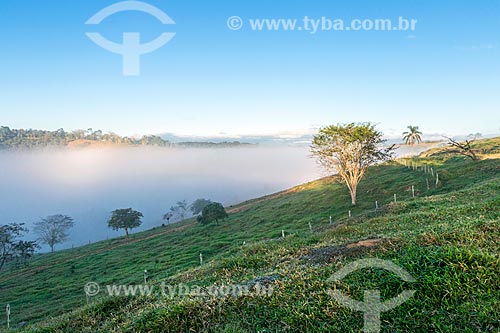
[{"x1": 1, "y1": 139, "x2": 499, "y2": 332}]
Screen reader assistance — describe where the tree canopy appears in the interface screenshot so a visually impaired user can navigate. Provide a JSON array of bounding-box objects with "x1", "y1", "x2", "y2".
[
  {"x1": 1, "y1": 223, "x2": 38, "y2": 270},
  {"x1": 190, "y1": 198, "x2": 213, "y2": 215},
  {"x1": 108, "y1": 208, "x2": 143, "y2": 238},
  {"x1": 402, "y1": 126, "x2": 423, "y2": 146},
  {"x1": 311, "y1": 123, "x2": 395, "y2": 205},
  {"x1": 162, "y1": 200, "x2": 189, "y2": 224},
  {"x1": 197, "y1": 202, "x2": 228, "y2": 225}
]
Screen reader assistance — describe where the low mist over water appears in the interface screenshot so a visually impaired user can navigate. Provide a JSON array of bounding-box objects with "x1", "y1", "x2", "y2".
[{"x1": 0, "y1": 146, "x2": 320, "y2": 250}]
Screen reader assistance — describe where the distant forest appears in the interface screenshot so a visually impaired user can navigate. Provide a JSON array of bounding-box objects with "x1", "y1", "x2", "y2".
[{"x1": 0, "y1": 126, "x2": 251, "y2": 149}]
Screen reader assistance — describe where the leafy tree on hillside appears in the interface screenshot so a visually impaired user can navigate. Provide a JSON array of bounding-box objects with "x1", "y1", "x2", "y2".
[
  {"x1": 34, "y1": 215, "x2": 74, "y2": 253},
  {"x1": 162, "y1": 211, "x2": 174, "y2": 225},
  {"x1": 197, "y1": 202, "x2": 228, "y2": 225},
  {"x1": 108, "y1": 208, "x2": 143, "y2": 239},
  {"x1": 174, "y1": 200, "x2": 188, "y2": 220},
  {"x1": 403, "y1": 125, "x2": 423, "y2": 146},
  {"x1": 190, "y1": 198, "x2": 213, "y2": 215},
  {"x1": 0, "y1": 223, "x2": 39, "y2": 270},
  {"x1": 311, "y1": 123, "x2": 396, "y2": 206},
  {"x1": 13, "y1": 239, "x2": 39, "y2": 267},
  {"x1": 163, "y1": 200, "x2": 189, "y2": 224}
]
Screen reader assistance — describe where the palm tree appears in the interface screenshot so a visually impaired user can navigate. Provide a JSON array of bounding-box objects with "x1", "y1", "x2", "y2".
[{"x1": 403, "y1": 126, "x2": 423, "y2": 146}]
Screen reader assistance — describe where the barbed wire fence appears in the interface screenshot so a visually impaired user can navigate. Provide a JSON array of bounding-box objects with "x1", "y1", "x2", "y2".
[{"x1": 241, "y1": 156, "x2": 443, "y2": 247}]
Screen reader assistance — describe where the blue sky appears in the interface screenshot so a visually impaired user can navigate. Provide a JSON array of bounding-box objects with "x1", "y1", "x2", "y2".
[{"x1": 0, "y1": 0, "x2": 498, "y2": 138}]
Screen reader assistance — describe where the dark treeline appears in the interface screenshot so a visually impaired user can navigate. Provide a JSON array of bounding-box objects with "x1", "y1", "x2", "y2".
[
  {"x1": 0, "y1": 126, "x2": 168, "y2": 149},
  {"x1": 0, "y1": 126, "x2": 251, "y2": 149},
  {"x1": 176, "y1": 141, "x2": 253, "y2": 148}
]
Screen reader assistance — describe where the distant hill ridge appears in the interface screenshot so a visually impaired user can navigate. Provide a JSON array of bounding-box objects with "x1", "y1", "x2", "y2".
[{"x1": 0, "y1": 126, "x2": 252, "y2": 150}]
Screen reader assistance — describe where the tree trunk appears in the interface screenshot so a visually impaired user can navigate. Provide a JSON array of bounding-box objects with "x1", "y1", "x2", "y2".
[
  {"x1": 51, "y1": 244, "x2": 55, "y2": 253},
  {"x1": 350, "y1": 184, "x2": 357, "y2": 206},
  {"x1": 0, "y1": 257, "x2": 6, "y2": 271},
  {"x1": 125, "y1": 228, "x2": 129, "y2": 239}
]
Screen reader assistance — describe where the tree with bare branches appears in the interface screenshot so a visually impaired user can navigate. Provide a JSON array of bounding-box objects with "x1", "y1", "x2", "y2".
[
  {"x1": 34, "y1": 215, "x2": 74, "y2": 253},
  {"x1": 311, "y1": 123, "x2": 396, "y2": 206},
  {"x1": 445, "y1": 136, "x2": 479, "y2": 161}
]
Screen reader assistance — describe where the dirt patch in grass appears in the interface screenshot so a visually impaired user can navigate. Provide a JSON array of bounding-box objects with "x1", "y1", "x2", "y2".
[
  {"x1": 246, "y1": 274, "x2": 280, "y2": 288},
  {"x1": 305, "y1": 238, "x2": 385, "y2": 265}
]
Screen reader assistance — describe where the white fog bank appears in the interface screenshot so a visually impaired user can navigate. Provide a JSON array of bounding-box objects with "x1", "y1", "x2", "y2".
[{"x1": 0, "y1": 146, "x2": 321, "y2": 250}]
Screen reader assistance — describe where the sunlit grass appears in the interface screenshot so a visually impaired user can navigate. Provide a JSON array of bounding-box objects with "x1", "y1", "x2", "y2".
[{"x1": 1, "y1": 138, "x2": 499, "y2": 332}]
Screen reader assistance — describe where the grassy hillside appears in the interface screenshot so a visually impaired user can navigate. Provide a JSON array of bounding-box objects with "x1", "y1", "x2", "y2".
[{"x1": 1, "y1": 139, "x2": 499, "y2": 332}]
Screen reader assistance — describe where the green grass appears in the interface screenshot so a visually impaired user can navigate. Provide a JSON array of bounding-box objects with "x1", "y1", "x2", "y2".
[{"x1": 1, "y1": 138, "x2": 499, "y2": 332}]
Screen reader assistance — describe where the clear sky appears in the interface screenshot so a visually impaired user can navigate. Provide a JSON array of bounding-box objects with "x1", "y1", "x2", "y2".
[{"x1": 0, "y1": 0, "x2": 498, "y2": 138}]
